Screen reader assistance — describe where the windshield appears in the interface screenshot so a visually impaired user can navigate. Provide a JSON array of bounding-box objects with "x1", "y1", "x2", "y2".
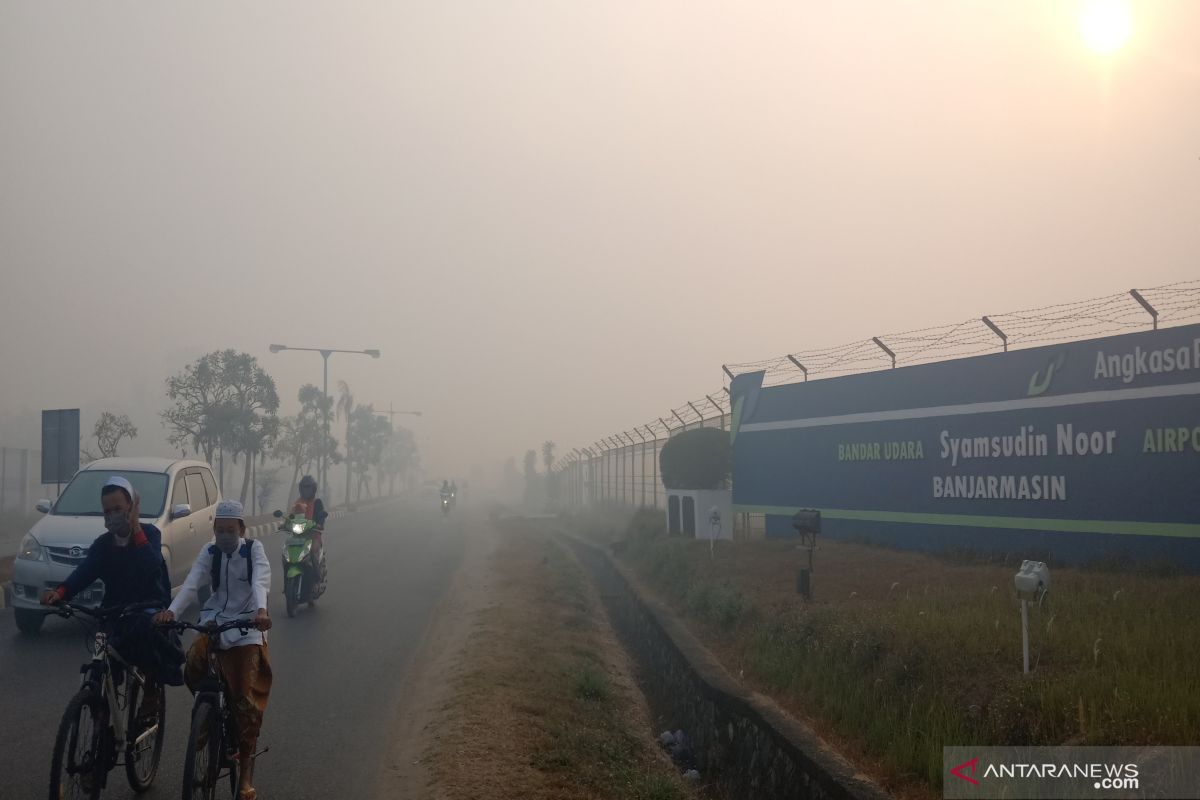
[{"x1": 52, "y1": 471, "x2": 169, "y2": 518}]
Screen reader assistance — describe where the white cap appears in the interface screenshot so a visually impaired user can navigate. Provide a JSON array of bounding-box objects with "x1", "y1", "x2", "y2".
[
  {"x1": 214, "y1": 500, "x2": 245, "y2": 521},
  {"x1": 102, "y1": 476, "x2": 135, "y2": 502}
]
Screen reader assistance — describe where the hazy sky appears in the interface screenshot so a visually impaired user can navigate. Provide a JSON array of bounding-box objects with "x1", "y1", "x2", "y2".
[{"x1": 2, "y1": 1, "x2": 1197, "y2": 481}]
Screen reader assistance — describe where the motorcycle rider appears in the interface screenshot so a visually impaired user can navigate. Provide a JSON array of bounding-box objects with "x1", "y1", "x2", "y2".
[
  {"x1": 440, "y1": 480, "x2": 452, "y2": 511},
  {"x1": 291, "y1": 475, "x2": 328, "y2": 582},
  {"x1": 449, "y1": 480, "x2": 458, "y2": 508},
  {"x1": 42, "y1": 476, "x2": 185, "y2": 724},
  {"x1": 155, "y1": 500, "x2": 272, "y2": 800}
]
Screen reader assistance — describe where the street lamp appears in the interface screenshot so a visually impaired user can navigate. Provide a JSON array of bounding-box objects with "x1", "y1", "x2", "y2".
[
  {"x1": 268, "y1": 344, "x2": 381, "y2": 492},
  {"x1": 377, "y1": 404, "x2": 422, "y2": 424}
]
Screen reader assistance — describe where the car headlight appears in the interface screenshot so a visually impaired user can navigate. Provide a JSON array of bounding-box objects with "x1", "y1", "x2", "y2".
[
  {"x1": 292, "y1": 523, "x2": 304, "y2": 534},
  {"x1": 18, "y1": 532, "x2": 44, "y2": 562}
]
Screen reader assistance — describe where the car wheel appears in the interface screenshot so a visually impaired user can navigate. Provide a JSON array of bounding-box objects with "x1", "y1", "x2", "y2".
[{"x1": 15, "y1": 608, "x2": 45, "y2": 636}]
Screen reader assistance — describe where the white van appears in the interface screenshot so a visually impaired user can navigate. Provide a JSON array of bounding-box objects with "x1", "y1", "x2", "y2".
[{"x1": 10, "y1": 457, "x2": 221, "y2": 635}]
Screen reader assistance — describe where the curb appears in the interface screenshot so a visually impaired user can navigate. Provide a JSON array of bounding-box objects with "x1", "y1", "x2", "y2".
[{"x1": 1, "y1": 500, "x2": 387, "y2": 611}]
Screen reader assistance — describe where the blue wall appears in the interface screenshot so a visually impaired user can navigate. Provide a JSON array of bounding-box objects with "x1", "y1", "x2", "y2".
[{"x1": 732, "y1": 324, "x2": 1200, "y2": 570}]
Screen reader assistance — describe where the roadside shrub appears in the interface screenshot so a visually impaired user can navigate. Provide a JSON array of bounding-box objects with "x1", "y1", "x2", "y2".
[{"x1": 626, "y1": 507, "x2": 667, "y2": 540}]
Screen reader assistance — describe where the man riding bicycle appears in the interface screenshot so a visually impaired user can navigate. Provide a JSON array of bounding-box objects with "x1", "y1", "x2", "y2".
[
  {"x1": 42, "y1": 476, "x2": 185, "y2": 720},
  {"x1": 155, "y1": 499, "x2": 272, "y2": 800}
]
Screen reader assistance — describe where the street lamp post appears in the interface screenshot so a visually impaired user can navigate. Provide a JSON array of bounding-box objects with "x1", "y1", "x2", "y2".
[
  {"x1": 269, "y1": 344, "x2": 380, "y2": 494},
  {"x1": 378, "y1": 404, "x2": 422, "y2": 425}
]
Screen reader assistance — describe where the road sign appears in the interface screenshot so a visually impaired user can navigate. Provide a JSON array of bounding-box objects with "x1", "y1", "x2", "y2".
[{"x1": 41, "y1": 409, "x2": 80, "y2": 488}]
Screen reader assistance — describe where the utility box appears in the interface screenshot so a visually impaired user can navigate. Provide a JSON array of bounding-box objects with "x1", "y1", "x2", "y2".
[{"x1": 665, "y1": 490, "x2": 732, "y2": 540}]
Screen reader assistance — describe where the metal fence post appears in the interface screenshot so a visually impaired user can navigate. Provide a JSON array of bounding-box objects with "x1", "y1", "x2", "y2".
[
  {"x1": 20, "y1": 449, "x2": 30, "y2": 510},
  {"x1": 650, "y1": 426, "x2": 659, "y2": 509}
]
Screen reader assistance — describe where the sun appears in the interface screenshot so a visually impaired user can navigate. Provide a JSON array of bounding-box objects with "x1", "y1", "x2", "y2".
[{"x1": 1079, "y1": 0, "x2": 1132, "y2": 54}]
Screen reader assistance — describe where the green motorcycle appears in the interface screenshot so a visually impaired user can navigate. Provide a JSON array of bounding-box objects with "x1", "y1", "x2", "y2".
[{"x1": 272, "y1": 510, "x2": 327, "y2": 618}]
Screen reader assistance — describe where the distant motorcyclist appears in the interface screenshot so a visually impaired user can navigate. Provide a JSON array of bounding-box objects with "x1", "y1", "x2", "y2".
[
  {"x1": 440, "y1": 481, "x2": 452, "y2": 513},
  {"x1": 449, "y1": 481, "x2": 458, "y2": 508},
  {"x1": 290, "y1": 475, "x2": 328, "y2": 582}
]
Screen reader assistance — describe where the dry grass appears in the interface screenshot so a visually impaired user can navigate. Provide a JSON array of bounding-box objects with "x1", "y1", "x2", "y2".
[
  {"x1": 594, "y1": 508, "x2": 1200, "y2": 800},
  {"x1": 424, "y1": 521, "x2": 694, "y2": 800}
]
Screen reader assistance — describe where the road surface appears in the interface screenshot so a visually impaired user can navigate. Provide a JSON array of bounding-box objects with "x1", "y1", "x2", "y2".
[{"x1": 0, "y1": 498, "x2": 465, "y2": 799}]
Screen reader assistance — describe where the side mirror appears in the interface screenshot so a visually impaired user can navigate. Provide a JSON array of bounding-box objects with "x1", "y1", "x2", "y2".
[
  {"x1": 273, "y1": 510, "x2": 284, "y2": 519},
  {"x1": 171, "y1": 504, "x2": 192, "y2": 520},
  {"x1": 35, "y1": 499, "x2": 52, "y2": 514}
]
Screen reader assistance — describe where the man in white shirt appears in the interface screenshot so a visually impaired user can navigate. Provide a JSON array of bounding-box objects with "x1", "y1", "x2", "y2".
[{"x1": 155, "y1": 500, "x2": 272, "y2": 800}]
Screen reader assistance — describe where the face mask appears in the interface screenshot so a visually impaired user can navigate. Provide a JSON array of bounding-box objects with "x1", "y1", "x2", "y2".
[
  {"x1": 300, "y1": 486, "x2": 315, "y2": 499},
  {"x1": 214, "y1": 532, "x2": 240, "y2": 555},
  {"x1": 105, "y1": 513, "x2": 131, "y2": 538}
]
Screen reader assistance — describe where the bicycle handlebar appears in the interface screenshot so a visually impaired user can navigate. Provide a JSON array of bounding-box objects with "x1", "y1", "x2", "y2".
[
  {"x1": 50, "y1": 600, "x2": 163, "y2": 620},
  {"x1": 163, "y1": 619, "x2": 257, "y2": 635}
]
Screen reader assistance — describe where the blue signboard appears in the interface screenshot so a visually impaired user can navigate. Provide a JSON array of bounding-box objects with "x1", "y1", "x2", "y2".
[{"x1": 729, "y1": 324, "x2": 1200, "y2": 569}]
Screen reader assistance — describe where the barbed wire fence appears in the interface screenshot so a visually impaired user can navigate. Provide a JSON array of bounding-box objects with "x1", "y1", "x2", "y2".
[{"x1": 551, "y1": 280, "x2": 1200, "y2": 517}]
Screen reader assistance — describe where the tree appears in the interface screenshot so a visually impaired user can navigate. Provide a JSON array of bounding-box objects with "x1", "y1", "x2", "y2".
[
  {"x1": 163, "y1": 352, "x2": 228, "y2": 465},
  {"x1": 218, "y1": 352, "x2": 280, "y2": 504},
  {"x1": 162, "y1": 350, "x2": 280, "y2": 502},
  {"x1": 272, "y1": 384, "x2": 340, "y2": 502},
  {"x1": 541, "y1": 441, "x2": 560, "y2": 505},
  {"x1": 346, "y1": 406, "x2": 391, "y2": 501},
  {"x1": 380, "y1": 427, "x2": 418, "y2": 496},
  {"x1": 659, "y1": 428, "x2": 731, "y2": 490},
  {"x1": 523, "y1": 449, "x2": 539, "y2": 508},
  {"x1": 255, "y1": 462, "x2": 282, "y2": 517},
  {"x1": 93, "y1": 412, "x2": 137, "y2": 459}
]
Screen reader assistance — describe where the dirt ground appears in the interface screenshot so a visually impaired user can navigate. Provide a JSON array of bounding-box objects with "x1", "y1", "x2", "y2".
[
  {"x1": 376, "y1": 515, "x2": 692, "y2": 800},
  {"x1": 374, "y1": 513, "x2": 499, "y2": 797}
]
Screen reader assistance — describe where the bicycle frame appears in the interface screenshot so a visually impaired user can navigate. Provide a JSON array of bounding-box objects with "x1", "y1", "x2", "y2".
[
  {"x1": 80, "y1": 625, "x2": 157, "y2": 751},
  {"x1": 182, "y1": 623, "x2": 250, "y2": 755}
]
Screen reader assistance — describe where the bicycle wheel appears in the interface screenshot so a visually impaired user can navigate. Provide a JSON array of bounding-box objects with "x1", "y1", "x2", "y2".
[
  {"x1": 125, "y1": 676, "x2": 166, "y2": 792},
  {"x1": 48, "y1": 687, "x2": 109, "y2": 800},
  {"x1": 181, "y1": 698, "x2": 221, "y2": 800}
]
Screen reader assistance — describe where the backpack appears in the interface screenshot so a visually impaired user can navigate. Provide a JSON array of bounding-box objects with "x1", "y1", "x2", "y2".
[{"x1": 209, "y1": 539, "x2": 257, "y2": 590}]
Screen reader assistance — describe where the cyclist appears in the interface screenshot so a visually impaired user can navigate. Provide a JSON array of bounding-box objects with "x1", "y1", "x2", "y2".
[
  {"x1": 42, "y1": 476, "x2": 184, "y2": 722},
  {"x1": 155, "y1": 500, "x2": 272, "y2": 800}
]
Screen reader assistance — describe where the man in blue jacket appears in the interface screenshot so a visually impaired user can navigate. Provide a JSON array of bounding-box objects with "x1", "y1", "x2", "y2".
[{"x1": 43, "y1": 476, "x2": 185, "y2": 718}]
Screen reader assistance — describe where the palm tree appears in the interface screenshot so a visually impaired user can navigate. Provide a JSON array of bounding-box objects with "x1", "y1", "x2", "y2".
[{"x1": 337, "y1": 380, "x2": 355, "y2": 509}]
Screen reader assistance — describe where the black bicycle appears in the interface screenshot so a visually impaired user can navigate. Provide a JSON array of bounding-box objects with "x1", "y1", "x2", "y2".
[
  {"x1": 164, "y1": 618, "x2": 262, "y2": 800},
  {"x1": 47, "y1": 601, "x2": 168, "y2": 800}
]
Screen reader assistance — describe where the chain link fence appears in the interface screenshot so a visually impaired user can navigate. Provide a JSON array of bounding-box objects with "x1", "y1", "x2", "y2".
[{"x1": 552, "y1": 280, "x2": 1200, "y2": 540}]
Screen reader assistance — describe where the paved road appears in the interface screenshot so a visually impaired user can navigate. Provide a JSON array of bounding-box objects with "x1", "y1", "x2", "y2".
[{"x1": 0, "y1": 499, "x2": 466, "y2": 799}]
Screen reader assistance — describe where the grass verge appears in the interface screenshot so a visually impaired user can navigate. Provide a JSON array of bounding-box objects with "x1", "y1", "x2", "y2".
[
  {"x1": 426, "y1": 519, "x2": 695, "y2": 800},
  {"x1": 590, "y1": 508, "x2": 1200, "y2": 799}
]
